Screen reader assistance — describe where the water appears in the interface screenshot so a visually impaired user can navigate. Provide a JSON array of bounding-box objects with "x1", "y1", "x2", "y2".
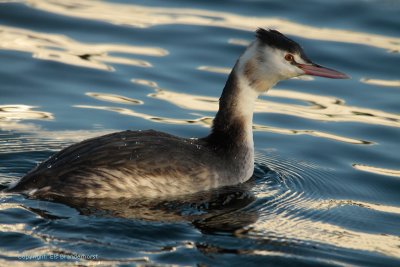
[{"x1": 0, "y1": 0, "x2": 399, "y2": 266}]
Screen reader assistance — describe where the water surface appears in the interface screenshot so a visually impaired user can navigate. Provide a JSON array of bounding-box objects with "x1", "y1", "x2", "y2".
[{"x1": 0, "y1": 0, "x2": 399, "y2": 266}]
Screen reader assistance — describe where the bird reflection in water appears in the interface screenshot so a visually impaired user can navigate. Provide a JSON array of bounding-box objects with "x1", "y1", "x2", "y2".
[{"x1": 26, "y1": 175, "x2": 263, "y2": 234}]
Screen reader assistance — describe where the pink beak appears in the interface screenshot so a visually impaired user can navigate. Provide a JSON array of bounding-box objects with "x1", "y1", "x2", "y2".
[{"x1": 298, "y1": 63, "x2": 350, "y2": 79}]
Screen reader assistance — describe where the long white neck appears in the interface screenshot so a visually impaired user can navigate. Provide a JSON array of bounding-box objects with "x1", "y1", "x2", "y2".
[
  {"x1": 205, "y1": 41, "x2": 277, "y2": 182},
  {"x1": 208, "y1": 41, "x2": 276, "y2": 148}
]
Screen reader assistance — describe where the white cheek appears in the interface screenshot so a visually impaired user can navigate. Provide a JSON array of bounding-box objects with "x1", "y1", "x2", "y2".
[
  {"x1": 277, "y1": 60, "x2": 298, "y2": 78},
  {"x1": 292, "y1": 64, "x2": 305, "y2": 77}
]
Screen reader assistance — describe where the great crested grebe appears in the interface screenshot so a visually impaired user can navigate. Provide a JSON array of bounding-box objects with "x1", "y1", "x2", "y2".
[{"x1": 7, "y1": 29, "x2": 348, "y2": 199}]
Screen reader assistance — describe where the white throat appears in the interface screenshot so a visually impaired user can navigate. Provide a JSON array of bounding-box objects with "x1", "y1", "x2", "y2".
[{"x1": 231, "y1": 73, "x2": 258, "y2": 146}]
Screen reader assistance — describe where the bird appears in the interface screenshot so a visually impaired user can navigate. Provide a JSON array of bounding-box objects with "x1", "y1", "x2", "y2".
[{"x1": 6, "y1": 28, "x2": 349, "y2": 199}]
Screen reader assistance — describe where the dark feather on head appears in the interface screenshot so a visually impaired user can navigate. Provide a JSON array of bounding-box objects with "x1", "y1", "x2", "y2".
[{"x1": 255, "y1": 28, "x2": 312, "y2": 63}]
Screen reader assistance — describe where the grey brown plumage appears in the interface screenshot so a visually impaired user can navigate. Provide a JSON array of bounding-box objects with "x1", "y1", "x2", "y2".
[{"x1": 10, "y1": 128, "x2": 250, "y2": 198}]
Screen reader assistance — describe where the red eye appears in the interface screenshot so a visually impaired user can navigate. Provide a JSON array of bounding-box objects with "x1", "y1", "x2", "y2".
[{"x1": 285, "y1": 54, "x2": 294, "y2": 61}]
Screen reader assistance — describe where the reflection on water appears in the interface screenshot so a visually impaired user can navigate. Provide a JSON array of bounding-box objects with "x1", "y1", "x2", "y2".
[
  {"x1": 0, "y1": 105, "x2": 53, "y2": 122},
  {"x1": 0, "y1": 105, "x2": 113, "y2": 153},
  {"x1": 353, "y1": 164, "x2": 400, "y2": 178},
  {"x1": 9, "y1": 154, "x2": 399, "y2": 261},
  {"x1": 0, "y1": 128, "x2": 112, "y2": 154},
  {"x1": 24, "y1": 0, "x2": 400, "y2": 52},
  {"x1": 254, "y1": 125, "x2": 372, "y2": 145},
  {"x1": 131, "y1": 79, "x2": 158, "y2": 88},
  {"x1": 197, "y1": 66, "x2": 231, "y2": 75},
  {"x1": 265, "y1": 90, "x2": 400, "y2": 128},
  {"x1": 251, "y1": 155, "x2": 400, "y2": 258},
  {"x1": 71, "y1": 79, "x2": 398, "y2": 144},
  {"x1": 252, "y1": 210, "x2": 400, "y2": 258},
  {"x1": 86, "y1": 92, "x2": 143, "y2": 105},
  {"x1": 30, "y1": 183, "x2": 258, "y2": 232},
  {"x1": 228, "y1": 38, "x2": 251, "y2": 46},
  {"x1": 74, "y1": 104, "x2": 209, "y2": 126},
  {"x1": 75, "y1": 103, "x2": 371, "y2": 145},
  {"x1": 0, "y1": 25, "x2": 167, "y2": 71},
  {"x1": 144, "y1": 81, "x2": 400, "y2": 128},
  {"x1": 317, "y1": 199, "x2": 400, "y2": 215},
  {"x1": 361, "y1": 78, "x2": 400, "y2": 88},
  {"x1": 0, "y1": 105, "x2": 53, "y2": 132}
]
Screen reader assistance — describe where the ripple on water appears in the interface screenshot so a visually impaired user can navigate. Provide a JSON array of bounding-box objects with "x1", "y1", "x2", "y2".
[
  {"x1": 1, "y1": 148, "x2": 399, "y2": 265},
  {"x1": 0, "y1": 25, "x2": 168, "y2": 71},
  {"x1": 352, "y1": 164, "x2": 400, "y2": 178},
  {"x1": 73, "y1": 79, "x2": 395, "y2": 145},
  {"x1": 249, "y1": 152, "x2": 400, "y2": 260},
  {"x1": 360, "y1": 78, "x2": 400, "y2": 88},
  {"x1": 85, "y1": 92, "x2": 144, "y2": 105},
  {"x1": 24, "y1": 0, "x2": 400, "y2": 51}
]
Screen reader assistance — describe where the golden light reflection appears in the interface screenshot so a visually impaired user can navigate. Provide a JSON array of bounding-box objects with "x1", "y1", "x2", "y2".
[
  {"x1": 360, "y1": 78, "x2": 400, "y2": 88},
  {"x1": 3, "y1": 83, "x2": 392, "y2": 146},
  {"x1": 0, "y1": 105, "x2": 53, "y2": 122},
  {"x1": 264, "y1": 89, "x2": 400, "y2": 128},
  {"x1": 148, "y1": 88, "x2": 217, "y2": 112},
  {"x1": 352, "y1": 164, "x2": 400, "y2": 178},
  {"x1": 131, "y1": 79, "x2": 158, "y2": 88},
  {"x1": 254, "y1": 125, "x2": 371, "y2": 145},
  {"x1": 86, "y1": 92, "x2": 143, "y2": 105},
  {"x1": 252, "y1": 209, "x2": 400, "y2": 258},
  {"x1": 248, "y1": 160, "x2": 400, "y2": 259},
  {"x1": 24, "y1": 0, "x2": 400, "y2": 52},
  {"x1": 74, "y1": 103, "x2": 369, "y2": 145},
  {"x1": 146, "y1": 86, "x2": 400, "y2": 128},
  {"x1": 197, "y1": 66, "x2": 231, "y2": 74},
  {"x1": 73, "y1": 80, "x2": 394, "y2": 144},
  {"x1": 0, "y1": 25, "x2": 168, "y2": 71},
  {"x1": 228, "y1": 38, "x2": 251, "y2": 46},
  {"x1": 0, "y1": 104, "x2": 115, "y2": 152},
  {"x1": 316, "y1": 199, "x2": 400, "y2": 215},
  {"x1": 0, "y1": 127, "x2": 115, "y2": 153},
  {"x1": 248, "y1": 170, "x2": 400, "y2": 258},
  {"x1": 0, "y1": 222, "x2": 29, "y2": 233},
  {"x1": 73, "y1": 104, "x2": 212, "y2": 126}
]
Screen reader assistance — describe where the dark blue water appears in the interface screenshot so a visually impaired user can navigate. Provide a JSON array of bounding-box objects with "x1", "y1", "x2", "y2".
[{"x1": 1, "y1": 0, "x2": 400, "y2": 266}]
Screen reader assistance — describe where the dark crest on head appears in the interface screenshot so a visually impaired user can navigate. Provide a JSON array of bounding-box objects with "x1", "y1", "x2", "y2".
[{"x1": 255, "y1": 28, "x2": 311, "y2": 62}]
